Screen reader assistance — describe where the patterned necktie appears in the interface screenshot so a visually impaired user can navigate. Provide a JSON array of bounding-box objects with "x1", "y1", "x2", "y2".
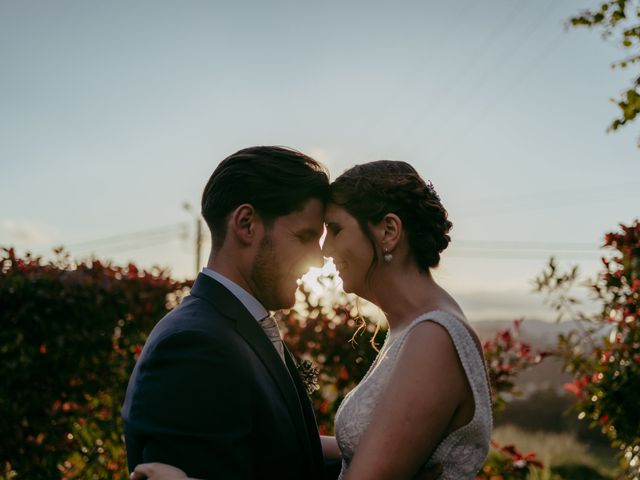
[{"x1": 259, "y1": 315, "x2": 286, "y2": 364}]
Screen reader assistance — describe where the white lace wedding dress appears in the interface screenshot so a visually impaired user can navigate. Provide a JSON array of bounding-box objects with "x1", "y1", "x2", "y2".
[{"x1": 334, "y1": 310, "x2": 492, "y2": 479}]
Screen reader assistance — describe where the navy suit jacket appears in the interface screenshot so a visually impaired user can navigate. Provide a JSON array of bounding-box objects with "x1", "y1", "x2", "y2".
[{"x1": 122, "y1": 273, "x2": 324, "y2": 479}]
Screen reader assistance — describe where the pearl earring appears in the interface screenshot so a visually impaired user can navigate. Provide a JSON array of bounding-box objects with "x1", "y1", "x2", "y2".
[{"x1": 383, "y1": 248, "x2": 393, "y2": 263}]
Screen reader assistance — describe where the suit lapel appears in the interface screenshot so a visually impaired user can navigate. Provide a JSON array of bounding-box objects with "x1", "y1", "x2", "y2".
[
  {"x1": 284, "y1": 347, "x2": 323, "y2": 479},
  {"x1": 190, "y1": 274, "x2": 318, "y2": 477},
  {"x1": 234, "y1": 316, "x2": 317, "y2": 476}
]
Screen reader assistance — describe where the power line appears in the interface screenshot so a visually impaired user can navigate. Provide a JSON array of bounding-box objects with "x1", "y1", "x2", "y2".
[
  {"x1": 71, "y1": 228, "x2": 187, "y2": 256},
  {"x1": 445, "y1": 237, "x2": 620, "y2": 261},
  {"x1": 357, "y1": 0, "x2": 480, "y2": 139},
  {"x1": 59, "y1": 213, "x2": 623, "y2": 264},
  {"x1": 67, "y1": 223, "x2": 188, "y2": 250},
  {"x1": 429, "y1": 28, "x2": 565, "y2": 162},
  {"x1": 452, "y1": 187, "x2": 640, "y2": 218},
  {"x1": 385, "y1": 0, "x2": 528, "y2": 149},
  {"x1": 62, "y1": 209, "x2": 204, "y2": 269},
  {"x1": 445, "y1": 249, "x2": 600, "y2": 261},
  {"x1": 74, "y1": 232, "x2": 184, "y2": 256},
  {"x1": 452, "y1": 179, "x2": 640, "y2": 208},
  {"x1": 455, "y1": 239, "x2": 600, "y2": 252},
  {"x1": 398, "y1": 0, "x2": 562, "y2": 152}
]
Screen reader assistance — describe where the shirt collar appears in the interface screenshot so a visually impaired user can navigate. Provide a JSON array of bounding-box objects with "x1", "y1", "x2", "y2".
[{"x1": 201, "y1": 268, "x2": 268, "y2": 322}]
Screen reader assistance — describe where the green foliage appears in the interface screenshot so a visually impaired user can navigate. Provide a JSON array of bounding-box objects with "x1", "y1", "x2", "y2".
[
  {"x1": 495, "y1": 388, "x2": 614, "y2": 450},
  {"x1": 492, "y1": 424, "x2": 617, "y2": 479},
  {"x1": 0, "y1": 248, "x2": 191, "y2": 479},
  {"x1": 534, "y1": 220, "x2": 640, "y2": 478},
  {"x1": 570, "y1": 1, "x2": 640, "y2": 146},
  {"x1": 1, "y1": 248, "x2": 553, "y2": 478},
  {"x1": 481, "y1": 320, "x2": 550, "y2": 413},
  {"x1": 477, "y1": 440, "x2": 545, "y2": 480},
  {"x1": 533, "y1": 258, "x2": 583, "y2": 322},
  {"x1": 480, "y1": 431, "x2": 614, "y2": 479},
  {"x1": 551, "y1": 464, "x2": 612, "y2": 480}
]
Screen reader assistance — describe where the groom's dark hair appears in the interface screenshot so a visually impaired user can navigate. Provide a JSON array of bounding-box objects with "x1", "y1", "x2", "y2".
[{"x1": 202, "y1": 146, "x2": 329, "y2": 250}]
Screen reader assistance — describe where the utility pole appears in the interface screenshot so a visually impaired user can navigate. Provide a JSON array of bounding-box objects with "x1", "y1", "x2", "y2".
[{"x1": 183, "y1": 202, "x2": 203, "y2": 278}]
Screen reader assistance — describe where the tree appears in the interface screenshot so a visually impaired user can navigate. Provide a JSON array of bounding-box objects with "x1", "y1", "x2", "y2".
[
  {"x1": 535, "y1": 219, "x2": 640, "y2": 478},
  {"x1": 570, "y1": 1, "x2": 640, "y2": 146},
  {"x1": 0, "y1": 248, "x2": 191, "y2": 479}
]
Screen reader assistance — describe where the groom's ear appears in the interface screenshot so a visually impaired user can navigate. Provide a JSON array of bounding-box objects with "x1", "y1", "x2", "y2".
[
  {"x1": 374, "y1": 213, "x2": 402, "y2": 252},
  {"x1": 229, "y1": 204, "x2": 262, "y2": 245}
]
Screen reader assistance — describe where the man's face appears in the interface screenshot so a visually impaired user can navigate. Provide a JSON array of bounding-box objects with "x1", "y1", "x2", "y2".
[{"x1": 249, "y1": 198, "x2": 324, "y2": 311}]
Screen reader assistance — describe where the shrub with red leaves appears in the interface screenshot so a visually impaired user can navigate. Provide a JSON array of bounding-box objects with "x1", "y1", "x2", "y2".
[
  {"x1": 1, "y1": 248, "x2": 553, "y2": 479},
  {"x1": 482, "y1": 319, "x2": 551, "y2": 412},
  {"x1": 476, "y1": 440, "x2": 544, "y2": 479},
  {"x1": 536, "y1": 219, "x2": 640, "y2": 477},
  {"x1": 0, "y1": 248, "x2": 191, "y2": 479}
]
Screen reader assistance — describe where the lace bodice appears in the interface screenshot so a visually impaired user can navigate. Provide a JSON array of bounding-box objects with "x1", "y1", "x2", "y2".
[{"x1": 334, "y1": 311, "x2": 492, "y2": 479}]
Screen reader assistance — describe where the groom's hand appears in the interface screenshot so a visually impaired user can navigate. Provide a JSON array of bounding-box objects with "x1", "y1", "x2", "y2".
[
  {"x1": 414, "y1": 462, "x2": 442, "y2": 480},
  {"x1": 130, "y1": 463, "x2": 189, "y2": 480}
]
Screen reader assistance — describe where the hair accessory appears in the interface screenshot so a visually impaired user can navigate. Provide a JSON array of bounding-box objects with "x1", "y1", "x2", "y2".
[
  {"x1": 383, "y1": 248, "x2": 393, "y2": 263},
  {"x1": 426, "y1": 180, "x2": 440, "y2": 201}
]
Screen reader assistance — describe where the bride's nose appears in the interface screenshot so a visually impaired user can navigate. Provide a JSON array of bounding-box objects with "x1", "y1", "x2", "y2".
[{"x1": 321, "y1": 233, "x2": 334, "y2": 256}]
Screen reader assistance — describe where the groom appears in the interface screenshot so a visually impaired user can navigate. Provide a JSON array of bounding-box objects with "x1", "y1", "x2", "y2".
[{"x1": 122, "y1": 146, "x2": 329, "y2": 479}]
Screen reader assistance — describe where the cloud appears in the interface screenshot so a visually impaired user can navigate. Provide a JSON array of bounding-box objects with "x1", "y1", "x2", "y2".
[{"x1": 0, "y1": 219, "x2": 54, "y2": 246}]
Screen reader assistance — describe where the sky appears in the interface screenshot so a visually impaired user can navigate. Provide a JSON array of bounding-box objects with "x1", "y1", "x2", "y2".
[{"x1": 1, "y1": 0, "x2": 639, "y2": 322}]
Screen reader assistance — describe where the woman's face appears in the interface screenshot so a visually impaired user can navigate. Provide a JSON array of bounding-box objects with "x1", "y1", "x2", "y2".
[{"x1": 322, "y1": 204, "x2": 375, "y2": 295}]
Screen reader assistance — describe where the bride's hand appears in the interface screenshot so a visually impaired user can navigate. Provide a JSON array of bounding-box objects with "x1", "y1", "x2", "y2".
[{"x1": 129, "y1": 463, "x2": 190, "y2": 480}]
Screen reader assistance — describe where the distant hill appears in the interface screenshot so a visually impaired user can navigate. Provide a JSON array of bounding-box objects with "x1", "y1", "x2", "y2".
[{"x1": 472, "y1": 318, "x2": 580, "y2": 348}]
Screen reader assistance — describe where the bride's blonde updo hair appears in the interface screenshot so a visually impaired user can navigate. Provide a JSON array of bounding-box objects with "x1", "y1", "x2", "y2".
[{"x1": 329, "y1": 160, "x2": 452, "y2": 276}]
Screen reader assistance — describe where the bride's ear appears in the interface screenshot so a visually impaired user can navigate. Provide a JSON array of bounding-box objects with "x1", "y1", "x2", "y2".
[{"x1": 374, "y1": 213, "x2": 402, "y2": 253}]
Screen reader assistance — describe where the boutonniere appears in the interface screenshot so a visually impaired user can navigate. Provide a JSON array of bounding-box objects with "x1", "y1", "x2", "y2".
[{"x1": 296, "y1": 359, "x2": 320, "y2": 395}]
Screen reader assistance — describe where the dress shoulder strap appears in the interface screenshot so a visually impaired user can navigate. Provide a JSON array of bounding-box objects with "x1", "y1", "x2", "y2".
[{"x1": 394, "y1": 311, "x2": 492, "y2": 409}]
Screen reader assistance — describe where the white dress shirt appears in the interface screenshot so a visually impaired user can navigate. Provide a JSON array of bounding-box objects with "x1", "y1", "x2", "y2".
[{"x1": 201, "y1": 268, "x2": 268, "y2": 322}]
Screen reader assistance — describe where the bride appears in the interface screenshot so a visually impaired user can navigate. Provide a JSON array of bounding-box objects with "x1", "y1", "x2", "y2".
[{"x1": 132, "y1": 160, "x2": 492, "y2": 479}]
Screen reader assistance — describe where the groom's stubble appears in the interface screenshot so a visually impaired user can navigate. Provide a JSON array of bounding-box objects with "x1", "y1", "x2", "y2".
[{"x1": 250, "y1": 233, "x2": 288, "y2": 311}]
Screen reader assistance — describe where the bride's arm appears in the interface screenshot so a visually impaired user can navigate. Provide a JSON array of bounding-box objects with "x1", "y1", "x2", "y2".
[
  {"x1": 341, "y1": 321, "x2": 466, "y2": 480},
  {"x1": 321, "y1": 435, "x2": 342, "y2": 460}
]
